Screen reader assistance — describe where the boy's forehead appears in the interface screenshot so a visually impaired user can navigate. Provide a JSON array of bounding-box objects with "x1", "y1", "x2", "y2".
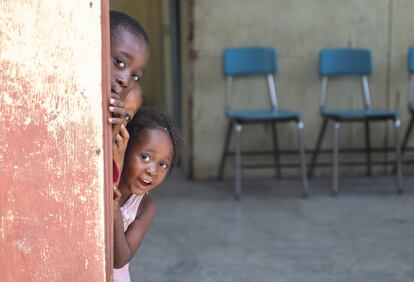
[
  {"x1": 112, "y1": 31, "x2": 149, "y2": 58},
  {"x1": 114, "y1": 27, "x2": 145, "y2": 45}
]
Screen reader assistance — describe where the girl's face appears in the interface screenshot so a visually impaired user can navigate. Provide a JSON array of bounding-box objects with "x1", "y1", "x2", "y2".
[
  {"x1": 110, "y1": 28, "x2": 149, "y2": 102},
  {"x1": 122, "y1": 128, "x2": 174, "y2": 195},
  {"x1": 123, "y1": 86, "x2": 142, "y2": 125}
]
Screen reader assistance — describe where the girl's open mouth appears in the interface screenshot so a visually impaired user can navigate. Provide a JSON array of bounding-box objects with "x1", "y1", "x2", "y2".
[{"x1": 137, "y1": 177, "x2": 152, "y2": 187}]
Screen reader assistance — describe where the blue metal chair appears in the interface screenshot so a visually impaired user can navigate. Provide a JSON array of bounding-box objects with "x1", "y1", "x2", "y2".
[
  {"x1": 308, "y1": 48, "x2": 402, "y2": 195},
  {"x1": 400, "y1": 47, "x2": 414, "y2": 158},
  {"x1": 217, "y1": 47, "x2": 308, "y2": 200}
]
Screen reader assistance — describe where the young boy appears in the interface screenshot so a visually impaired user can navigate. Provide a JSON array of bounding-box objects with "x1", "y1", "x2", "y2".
[{"x1": 108, "y1": 11, "x2": 149, "y2": 183}]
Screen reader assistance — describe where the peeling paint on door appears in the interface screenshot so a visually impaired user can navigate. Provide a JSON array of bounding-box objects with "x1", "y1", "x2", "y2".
[{"x1": 1, "y1": 1, "x2": 108, "y2": 280}]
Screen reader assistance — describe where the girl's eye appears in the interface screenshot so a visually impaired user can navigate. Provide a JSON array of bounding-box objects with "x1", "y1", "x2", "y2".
[
  {"x1": 139, "y1": 154, "x2": 150, "y2": 162},
  {"x1": 115, "y1": 58, "x2": 125, "y2": 69},
  {"x1": 132, "y1": 74, "x2": 140, "y2": 82},
  {"x1": 159, "y1": 162, "x2": 169, "y2": 170}
]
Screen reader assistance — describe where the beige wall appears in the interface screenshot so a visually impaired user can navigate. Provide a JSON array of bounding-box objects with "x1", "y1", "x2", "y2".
[
  {"x1": 182, "y1": 0, "x2": 414, "y2": 179},
  {"x1": 179, "y1": 0, "x2": 195, "y2": 177}
]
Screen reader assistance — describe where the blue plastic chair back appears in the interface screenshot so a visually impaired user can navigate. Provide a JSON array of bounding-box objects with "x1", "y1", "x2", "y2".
[
  {"x1": 224, "y1": 47, "x2": 276, "y2": 76},
  {"x1": 409, "y1": 47, "x2": 414, "y2": 73},
  {"x1": 319, "y1": 48, "x2": 372, "y2": 76}
]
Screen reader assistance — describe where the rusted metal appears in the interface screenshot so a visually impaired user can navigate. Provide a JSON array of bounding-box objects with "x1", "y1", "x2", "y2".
[{"x1": 1, "y1": 1, "x2": 108, "y2": 280}]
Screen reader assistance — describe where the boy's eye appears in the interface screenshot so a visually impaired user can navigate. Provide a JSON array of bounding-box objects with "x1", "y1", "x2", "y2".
[
  {"x1": 132, "y1": 74, "x2": 140, "y2": 82},
  {"x1": 159, "y1": 162, "x2": 169, "y2": 170},
  {"x1": 139, "y1": 154, "x2": 150, "y2": 162},
  {"x1": 115, "y1": 58, "x2": 125, "y2": 69}
]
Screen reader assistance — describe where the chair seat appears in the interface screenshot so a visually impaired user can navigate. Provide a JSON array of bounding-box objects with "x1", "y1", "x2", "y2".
[
  {"x1": 322, "y1": 109, "x2": 399, "y2": 121},
  {"x1": 227, "y1": 109, "x2": 302, "y2": 122}
]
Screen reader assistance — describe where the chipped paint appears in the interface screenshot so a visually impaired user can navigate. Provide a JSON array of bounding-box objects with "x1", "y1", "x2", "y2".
[
  {"x1": 1, "y1": 92, "x2": 14, "y2": 105},
  {"x1": 14, "y1": 236, "x2": 32, "y2": 255},
  {"x1": 1, "y1": 0, "x2": 108, "y2": 281}
]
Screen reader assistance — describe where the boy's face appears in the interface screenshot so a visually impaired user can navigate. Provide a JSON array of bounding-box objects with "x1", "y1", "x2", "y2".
[
  {"x1": 121, "y1": 128, "x2": 173, "y2": 195},
  {"x1": 110, "y1": 28, "x2": 149, "y2": 102}
]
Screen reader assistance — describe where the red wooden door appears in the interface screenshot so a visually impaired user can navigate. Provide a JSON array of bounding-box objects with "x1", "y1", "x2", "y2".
[{"x1": 0, "y1": 1, "x2": 112, "y2": 280}]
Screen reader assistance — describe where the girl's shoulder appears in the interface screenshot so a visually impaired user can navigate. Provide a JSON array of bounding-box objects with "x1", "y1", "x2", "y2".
[{"x1": 136, "y1": 194, "x2": 156, "y2": 221}]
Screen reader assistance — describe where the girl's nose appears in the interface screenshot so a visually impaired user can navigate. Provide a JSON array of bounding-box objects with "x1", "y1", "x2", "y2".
[{"x1": 146, "y1": 164, "x2": 157, "y2": 176}]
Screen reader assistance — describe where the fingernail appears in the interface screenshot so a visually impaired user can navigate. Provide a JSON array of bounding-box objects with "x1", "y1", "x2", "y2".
[
  {"x1": 109, "y1": 106, "x2": 114, "y2": 111},
  {"x1": 110, "y1": 98, "x2": 116, "y2": 104}
]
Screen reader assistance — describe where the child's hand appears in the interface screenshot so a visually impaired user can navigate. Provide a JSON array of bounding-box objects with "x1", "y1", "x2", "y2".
[
  {"x1": 113, "y1": 185, "x2": 122, "y2": 202},
  {"x1": 109, "y1": 92, "x2": 128, "y2": 142},
  {"x1": 113, "y1": 124, "x2": 130, "y2": 177}
]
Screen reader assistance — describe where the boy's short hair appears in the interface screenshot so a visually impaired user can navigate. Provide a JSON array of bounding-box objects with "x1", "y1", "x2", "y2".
[
  {"x1": 126, "y1": 107, "x2": 180, "y2": 170},
  {"x1": 109, "y1": 11, "x2": 149, "y2": 45}
]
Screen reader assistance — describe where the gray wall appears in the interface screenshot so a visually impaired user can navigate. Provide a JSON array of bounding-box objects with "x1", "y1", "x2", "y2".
[{"x1": 181, "y1": 0, "x2": 414, "y2": 179}]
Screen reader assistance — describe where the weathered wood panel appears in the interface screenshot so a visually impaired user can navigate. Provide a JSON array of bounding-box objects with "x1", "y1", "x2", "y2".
[{"x1": 0, "y1": 0, "x2": 109, "y2": 280}]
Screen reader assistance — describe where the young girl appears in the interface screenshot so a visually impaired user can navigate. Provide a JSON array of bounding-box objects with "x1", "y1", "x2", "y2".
[
  {"x1": 113, "y1": 108, "x2": 180, "y2": 282},
  {"x1": 112, "y1": 85, "x2": 143, "y2": 179}
]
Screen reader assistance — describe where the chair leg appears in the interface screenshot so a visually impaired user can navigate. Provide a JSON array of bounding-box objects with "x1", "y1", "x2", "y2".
[
  {"x1": 234, "y1": 123, "x2": 243, "y2": 200},
  {"x1": 392, "y1": 115, "x2": 413, "y2": 174},
  {"x1": 332, "y1": 122, "x2": 341, "y2": 196},
  {"x1": 271, "y1": 123, "x2": 281, "y2": 178},
  {"x1": 401, "y1": 115, "x2": 414, "y2": 156},
  {"x1": 364, "y1": 120, "x2": 372, "y2": 176},
  {"x1": 394, "y1": 119, "x2": 403, "y2": 194},
  {"x1": 217, "y1": 121, "x2": 233, "y2": 180},
  {"x1": 297, "y1": 120, "x2": 309, "y2": 197},
  {"x1": 308, "y1": 118, "x2": 328, "y2": 178}
]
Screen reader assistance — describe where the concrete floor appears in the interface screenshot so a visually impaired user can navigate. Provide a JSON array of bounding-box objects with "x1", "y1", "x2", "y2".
[{"x1": 129, "y1": 171, "x2": 414, "y2": 282}]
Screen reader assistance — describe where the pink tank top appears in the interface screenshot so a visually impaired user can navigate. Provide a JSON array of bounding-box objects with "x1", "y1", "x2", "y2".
[{"x1": 113, "y1": 194, "x2": 144, "y2": 282}]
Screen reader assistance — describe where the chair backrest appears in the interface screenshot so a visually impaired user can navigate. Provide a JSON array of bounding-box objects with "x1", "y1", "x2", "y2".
[
  {"x1": 319, "y1": 48, "x2": 372, "y2": 76},
  {"x1": 223, "y1": 47, "x2": 278, "y2": 111},
  {"x1": 408, "y1": 47, "x2": 414, "y2": 110},
  {"x1": 409, "y1": 47, "x2": 414, "y2": 73},
  {"x1": 319, "y1": 48, "x2": 372, "y2": 110},
  {"x1": 224, "y1": 47, "x2": 277, "y2": 76}
]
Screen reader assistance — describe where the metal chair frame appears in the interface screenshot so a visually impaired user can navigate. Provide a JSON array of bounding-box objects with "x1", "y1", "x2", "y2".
[
  {"x1": 400, "y1": 47, "x2": 414, "y2": 159},
  {"x1": 217, "y1": 47, "x2": 308, "y2": 200},
  {"x1": 308, "y1": 48, "x2": 402, "y2": 195}
]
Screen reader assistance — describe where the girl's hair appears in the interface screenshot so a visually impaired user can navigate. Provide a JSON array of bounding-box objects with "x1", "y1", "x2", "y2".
[
  {"x1": 109, "y1": 11, "x2": 149, "y2": 45},
  {"x1": 126, "y1": 107, "x2": 180, "y2": 171}
]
